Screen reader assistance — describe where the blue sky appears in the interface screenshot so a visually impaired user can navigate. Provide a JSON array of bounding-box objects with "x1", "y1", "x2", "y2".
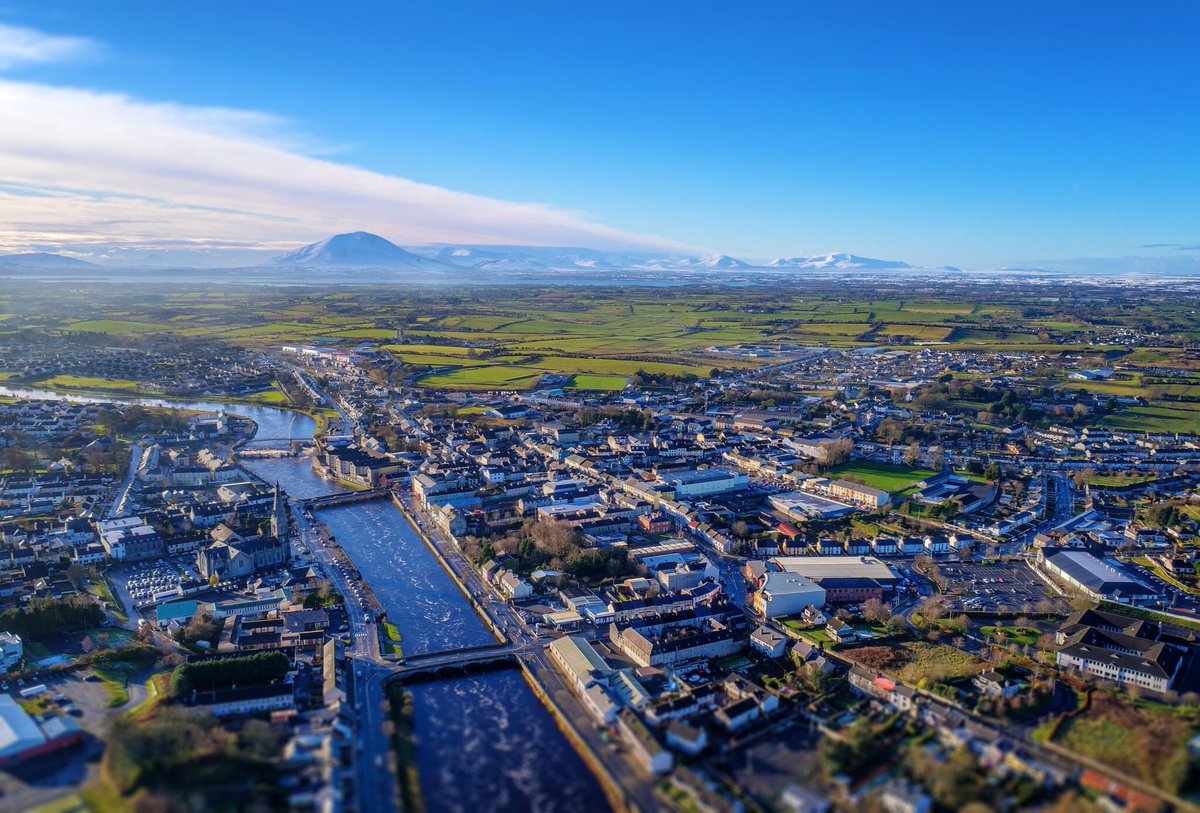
[{"x1": 0, "y1": 1, "x2": 1198, "y2": 267}]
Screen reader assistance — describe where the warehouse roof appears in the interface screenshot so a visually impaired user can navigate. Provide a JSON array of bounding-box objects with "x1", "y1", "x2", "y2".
[
  {"x1": 1042, "y1": 549, "x2": 1155, "y2": 596},
  {"x1": 0, "y1": 695, "x2": 45, "y2": 759},
  {"x1": 771, "y1": 555, "x2": 899, "y2": 583},
  {"x1": 548, "y1": 636, "x2": 609, "y2": 682}
]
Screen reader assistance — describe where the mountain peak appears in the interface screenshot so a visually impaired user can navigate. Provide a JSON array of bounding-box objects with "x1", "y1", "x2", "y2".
[
  {"x1": 0, "y1": 252, "x2": 97, "y2": 269},
  {"x1": 272, "y1": 232, "x2": 452, "y2": 270},
  {"x1": 693, "y1": 254, "x2": 751, "y2": 269},
  {"x1": 769, "y1": 253, "x2": 911, "y2": 270}
]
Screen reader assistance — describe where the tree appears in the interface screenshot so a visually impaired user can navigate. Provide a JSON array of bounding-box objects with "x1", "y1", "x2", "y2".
[
  {"x1": 731, "y1": 520, "x2": 750, "y2": 540},
  {"x1": 862, "y1": 598, "x2": 892, "y2": 624},
  {"x1": 919, "y1": 596, "x2": 945, "y2": 625},
  {"x1": 237, "y1": 719, "x2": 281, "y2": 760},
  {"x1": 985, "y1": 462, "x2": 1002, "y2": 481},
  {"x1": 65, "y1": 562, "x2": 86, "y2": 590},
  {"x1": 825, "y1": 439, "x2": 853, "y2": 466},
  {"x1": 904, "y1": 442, "x2": 922, "y2": 468}
]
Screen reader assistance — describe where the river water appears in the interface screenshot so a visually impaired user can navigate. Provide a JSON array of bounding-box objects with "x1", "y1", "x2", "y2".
[
  {"x1": 316, "y1": 491, "x2": 609, "y2": 813},
  {"x1": 4, "y1": 385, "x2": 608, "y2": 812},
  {"x1": 0, "y1": 385, "x2": 317, "y2": 443},
  {"x1": 246, "y1": 457, "x2": 610, "y2": 813}
]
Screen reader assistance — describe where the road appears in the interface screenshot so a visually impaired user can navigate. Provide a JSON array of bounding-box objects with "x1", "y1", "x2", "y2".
[
  {"x1": 351, "y1": 658, "x2": 400, "y2": 813},
  {"x1": 1011, "y1": 471, "x2": 1076, "y2": 552},
  {"x1": 292, "y1": 504, "x2": 377, "y2": 660},
  {"x1": 291, "y1": 502, "x2": 393, "y2": 813},
  {"x1": 107, "y1": 443, "x2": 142, "y2": 518}
]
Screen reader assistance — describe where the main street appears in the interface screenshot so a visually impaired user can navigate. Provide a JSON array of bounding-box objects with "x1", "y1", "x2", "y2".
[{"x1": 107, "y1": 443, "x2": 142, "y2": 518}]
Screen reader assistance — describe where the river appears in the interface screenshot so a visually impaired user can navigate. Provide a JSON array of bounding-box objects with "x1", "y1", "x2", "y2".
[
  {"x1": 243, "y1": 458, "x2": 610, "y2": 813},
  {"x1": 4, "y1": 385, "x2": 609, "y2": 813},
  {"x1": 0, "y1": 385, "x2": 317, "y2": 444}
]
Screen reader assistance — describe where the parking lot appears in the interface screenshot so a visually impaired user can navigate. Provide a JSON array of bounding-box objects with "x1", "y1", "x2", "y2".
[
  {"x1": 0, "y1": 671, "x2": 140, "y2": 812},
  {"x1": 114, "y1": 553, "x2": 302, "y2": 614},
  {"x1": 122, "y1": 553, "x2": 202, "y2": 608},
  {"x1": 1123, "y1": 559, "x2": 1200, "y2": 614},
  {"x1": 937, "y1": 560, "x2": 1055, "y2": 613}
]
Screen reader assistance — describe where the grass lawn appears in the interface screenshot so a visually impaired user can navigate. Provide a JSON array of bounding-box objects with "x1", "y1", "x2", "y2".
[
  {"x1": 1100, "y1": 601, "x2": 1200, "y2": 633},
  {"x1": 390, "y1": 352, "x2": 492, "y2": 368},
  {"x1": 92, "y1": 573, "x2": 128, "y2": 621},
  {"x1": 795, "y1": 628, "x2": 836, "y2": 648},
  {"x1": 247, "y1": 387, "x2": 291, "y2": 406},
  {"x1": 980, "y1": 625, "x2": 1041, "y2": 647},
  {"x1": 92, "y1": 662, "x2": 135, "y2": 707},
  {"x1": 896, "y1": 642, "x2": 984, "y2": 683},
  {"x1": 36, "y1": 375, "x2": 155, "y2": 394},
  {"x1": 1131, "y1": 557, "x2": 1200, "y2": 597},
  {"x1": 934, "y1": 616, "x2": 969, "y2": 635},
  {"x1": 827, "y1": 461, "x2": 937, "y2": 494},
  {"x1": 89, "y1": 645, "x2": 148, "y2": 708},
  {"x1": 847, "y1": 641, "x2": 985, "y2": 684},
  {"x1": 30, "y1": 794, "x2": 89, "y2": 813}
]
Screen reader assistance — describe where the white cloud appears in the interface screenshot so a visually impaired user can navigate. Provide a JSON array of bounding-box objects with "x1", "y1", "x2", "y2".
[
  {"x1": 0, "y1": 76, "x2": 684, "y2": 258},
  {"x1": 0, "y1": 23, "x2": 98, "y2": 69}
]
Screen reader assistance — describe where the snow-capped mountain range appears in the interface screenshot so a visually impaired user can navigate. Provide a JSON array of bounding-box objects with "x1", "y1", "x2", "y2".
[
  {"x1": 768, "y1": 252, "x2": 911, "y2": 270},
  {"x1": 0, "y1": 232, "x2": 958, "y2": 275}
]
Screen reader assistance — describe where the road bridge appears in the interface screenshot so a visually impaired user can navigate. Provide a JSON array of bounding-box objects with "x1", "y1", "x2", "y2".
[
  {"x1": 377, "y1": 641, "x2": 530, "y2": 683},
  {"x1": 301, "y1": 488, "x2": 390, "y2": 509}
]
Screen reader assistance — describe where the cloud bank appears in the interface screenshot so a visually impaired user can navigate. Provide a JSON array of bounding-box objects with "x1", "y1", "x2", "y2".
[
  {"x1": 0, "y1": 26, "x2": 680, "y2": 262},
  {"x1": 0, "y1": 22, "x2": 98, "y2": 69}
]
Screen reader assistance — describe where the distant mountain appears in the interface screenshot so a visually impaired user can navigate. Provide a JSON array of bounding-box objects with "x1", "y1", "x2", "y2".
[
  {"x1": 409, "y1": 244, "x2": 699, "y2": 272},
  {"x1": 272, "y1": 232, "x2": 455, "y2": 270},
  {"x1": 0, "y1": 252, "x2": 97, "y2": 269},
  {"x1": 684, "y1": 254, "x2": 752, "y2": 270},
  {"x1": 769, "y1": 253, "x2": 911, "y2": 270}
]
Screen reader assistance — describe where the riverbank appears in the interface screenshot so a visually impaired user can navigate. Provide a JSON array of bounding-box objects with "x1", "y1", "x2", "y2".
[
  {"x1": 390, "y1": 494, "x2": 508, "y2": 645},
  {"x1": 518, "y1": 660, "x2": 639, "y2": 813},
  {"x1": 388, "y1": 493, "x2": 639, "y2": 812}
]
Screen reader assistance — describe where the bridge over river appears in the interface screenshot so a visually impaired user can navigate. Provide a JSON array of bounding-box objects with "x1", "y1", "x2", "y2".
[{"x1": 378, "y1": 641, "x2": 529, "y2": 682}]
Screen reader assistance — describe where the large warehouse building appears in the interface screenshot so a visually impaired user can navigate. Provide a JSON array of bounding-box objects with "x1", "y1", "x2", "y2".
[
  {"x1": 764, "y1": 556, "x2": 901, "y2": 605},
  {"x1": 1037, "y1": 549, "x2": 1158, "y2": 605},
  {"x1": 751, "y1": 571, "x2": 826, "y2": 618},
  {"x1": 0, "y1": 695, "x2": 85, "y2": 766}
]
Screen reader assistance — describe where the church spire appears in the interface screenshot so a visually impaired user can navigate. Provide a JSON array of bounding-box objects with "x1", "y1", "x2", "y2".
[{"x1": 270, "y1": 481, "x2": 289, "y2": 539}]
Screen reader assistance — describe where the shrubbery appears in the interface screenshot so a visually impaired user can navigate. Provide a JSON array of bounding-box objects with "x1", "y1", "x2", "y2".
[
  {"x1": 171, "y1": 651, "x2": 289, "y2": 696},
  {"x1": 0, "y1": 596, "x2": 104, "y2": 638}
]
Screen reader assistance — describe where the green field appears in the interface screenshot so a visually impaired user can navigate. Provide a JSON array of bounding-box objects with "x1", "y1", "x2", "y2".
[
  {"x1": 247, "y1": 387, "x2": 291, "y2": 406},
  {"x1": 65, "y1": 319, "x2": 167, "y2": 334},
  {"x1": 1103, "y1": 406, "x2": 1200, "y2": 435},
  {"x1": 418, "y1": 366, "x2": 544, "y2": 390},
  {"x1": 827, "y1": 461, "x2": 937, "y2": 494},
  {"x1": 36, "y1": 375, "x2": 155, "y2": 394},
  {"x1": 1083, "y1": 473, "x2": 1157, "y2": 488}
]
